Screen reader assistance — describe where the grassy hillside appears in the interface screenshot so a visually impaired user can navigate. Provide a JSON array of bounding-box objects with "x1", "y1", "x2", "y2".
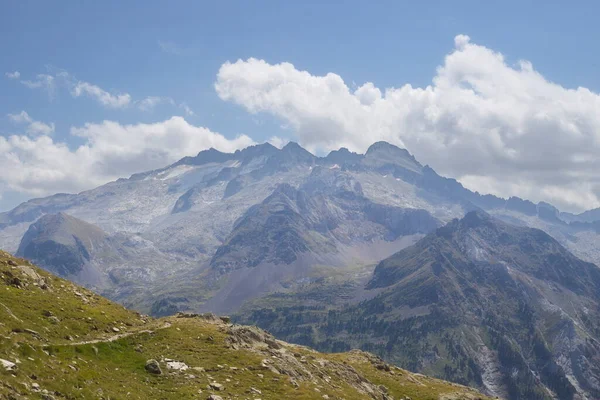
[{"x1": 0, "y1": 250, "x2": 492, "y2": 399}]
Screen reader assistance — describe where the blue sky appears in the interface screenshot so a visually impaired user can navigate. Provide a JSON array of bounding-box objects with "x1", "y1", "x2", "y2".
[{"x1": 2, "y1": 1, "x2": 600, "y2": 212}]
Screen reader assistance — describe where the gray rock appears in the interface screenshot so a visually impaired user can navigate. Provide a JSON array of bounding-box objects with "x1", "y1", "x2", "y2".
[
  {"x1": 144, "y1": 359, "x2": 162, "y2": 375},
  {"x1": 0, "y1": 358, "x2": 16, "y2": 371}
]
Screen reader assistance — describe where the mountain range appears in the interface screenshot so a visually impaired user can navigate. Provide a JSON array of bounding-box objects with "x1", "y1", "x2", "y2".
[{"x1": 2, "y1": 141, "x2": 600, "y2": 399}]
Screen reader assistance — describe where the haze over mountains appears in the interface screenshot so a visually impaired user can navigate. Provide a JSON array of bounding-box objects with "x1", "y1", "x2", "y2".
[{"x1": 2, "y1": 141, "x2": 600, "y2": 399}]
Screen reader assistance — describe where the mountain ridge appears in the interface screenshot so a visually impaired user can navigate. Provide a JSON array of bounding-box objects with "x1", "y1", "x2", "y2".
[{"x1": 236, "y1": 211, "x2": 600, "y2": 400}]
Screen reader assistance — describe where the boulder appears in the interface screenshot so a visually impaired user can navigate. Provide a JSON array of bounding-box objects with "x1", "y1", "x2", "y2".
[
  {"x1": 145, "y1": 359, "x2": 162, "y2": 375},
  {"x1": 0, "y1": 358, "x2": 16, "y2": 371},
  {"x1": 166, "y1": 361, "x2": 189, "y2": 371}
]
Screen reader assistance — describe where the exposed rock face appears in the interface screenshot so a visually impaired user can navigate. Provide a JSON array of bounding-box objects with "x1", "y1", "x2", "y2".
[
  {"x1": 210, "y1": 168, "x2": 440, "y2": 274},
  {"x1": 225, "y1": 325, "x2": 282, "y2": 350}
]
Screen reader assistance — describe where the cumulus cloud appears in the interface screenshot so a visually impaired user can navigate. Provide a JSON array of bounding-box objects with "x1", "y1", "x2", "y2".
[
  {"x1": 7, "y1": 111, "x2": 55, "y2": 136},
  {"x1": 5, "y1": 71, "x2": 20, "y2": 79},
  {"x1": 72, "y1": 81, "x2": 132, "y2": 108},
  {"x1": 215, "y1": 35, "x2": 600, "y2": 212},
  {"x1": 0, "y1": 117, "x2": 253, "y2": 197}
]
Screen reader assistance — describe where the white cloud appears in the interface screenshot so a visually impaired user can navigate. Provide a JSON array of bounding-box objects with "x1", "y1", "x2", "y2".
[
  {"x1": 7, "y1": 111, "x2": 55, "y2": 136},
  {"x1": 5, "y1": 71, "x2": 20, "y2": 79},
  {"x1": 27, "y1": 121, "x2": 56, "y2": 136},
  {"x1": 8, "y1": 111, "x2": 32, "y2": 124},
  {"x1": 268, "y1": 136, "x2": 289, "y2": 149},
  {"x1": 215, "y1": 36, "x2": 600, "y2": 212},
  {"x1": 21, "y1": 74, "x2": 55, "y2": 95},
  {"x1": 179, "y1": 102, "x2": 194, "y2": 116},
  {"x1": 0, "y1": 117, "x2": 253, "y2": 197},
  {"x1": 136, "y1": 96, "x2": 175, "y2": 111},
  {"x1": 72, "y1": 81, "x2": 132, "y2": 108},
  {"x1": 17, "y1": 70, "x2": 190, "y2": 115}
]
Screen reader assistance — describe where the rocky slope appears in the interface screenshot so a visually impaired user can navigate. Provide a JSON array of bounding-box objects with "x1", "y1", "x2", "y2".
[
  {"x1": 203, "y1": 167, "x2": 440, "y2": 313},
  {"x1": 0, "y1": 250, "x2": 491, "y2": 400},
  {"x1": 15, "y1": 213, "x2": 115, "y2": 285},
  {"x1": 236, "y1": 212, "x2": 600, "y2": 400}
]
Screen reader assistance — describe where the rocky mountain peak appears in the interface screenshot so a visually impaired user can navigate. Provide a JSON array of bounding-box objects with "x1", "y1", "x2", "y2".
[
  {"x1": 281, "y1": 141, "x2": 316, "y2": 163},
  {"x1": 324, "y1": 147, "x2": 363, "y2": 165},
  {"x1": 457, "y1": 209, "x2": 493, "y2": 229},
  {"x1": 235, "y1": 142, "x2": 280, "y2": 162},
  {"x1": 365, "y1": 141, "x2": 412, "y2": 157},
  {"x1": 174, "y1": 147, "x2": 234, "y2": 167},
  {"x1": 364, "y1": 141, "x2": 422, "y2": 173}
]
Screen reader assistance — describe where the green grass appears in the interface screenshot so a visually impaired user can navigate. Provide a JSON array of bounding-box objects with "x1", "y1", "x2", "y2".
[{"x1": 0, "y1": 250, "x2": 492, "y2": 399}]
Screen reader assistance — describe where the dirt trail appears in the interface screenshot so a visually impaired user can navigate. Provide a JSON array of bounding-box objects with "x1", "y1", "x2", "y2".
[
  {"x1": 63, "y1": 322, "x2": 172, "y2": 346},
  {"x1": 0, "y1": 302, "x2": 22, "y2": 322}
]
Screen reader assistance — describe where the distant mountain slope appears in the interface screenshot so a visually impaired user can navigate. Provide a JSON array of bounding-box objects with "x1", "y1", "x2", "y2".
[
  {"x1": 198, "y1": 168, "x2": 440, "y2": 314},
  {"x1": 211, "y1": 168, "x2": 440, "y2": 273},
  {"x1": 0, "y1": 250, "x2": 492, "y2": 400},
  {"x1": 17, "y1": 212, "x2": 111, "y2": 278},
  {"x1": 237, "y1": 211, "x2": 600, "y2": 400},
  {"x1": 561, "y1": 207, "x2": 600, "y2": 223},
  {"x1": 2, "y1": 141, "x2": 600, "y2": 315}
]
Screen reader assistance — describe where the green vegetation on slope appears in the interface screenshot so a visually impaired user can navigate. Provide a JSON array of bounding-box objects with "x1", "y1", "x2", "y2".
[{"x1": 0, "y1": 250, "x2": 491, "y2": 400}]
